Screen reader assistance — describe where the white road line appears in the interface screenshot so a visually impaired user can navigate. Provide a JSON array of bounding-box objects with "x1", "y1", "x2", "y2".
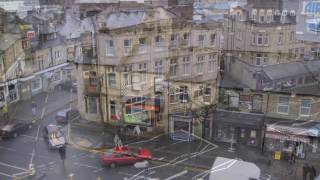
[
  {"x1": 156, "y1": 156, "x2": 166, "y2": 160},
  {"x1": 0, "y1": 146, "x2": 16, "y2": 152},
  {"x1": 73, "y1": 162, "x2": 100, "y2": 170},
  {"x1": 164, "y1": 170, "x2": 188, "y2": 180},
  {"x1": 93, "y1": 168, "x2": 104, "y2": 173},
  {"x1": 35, "y1": 125, "x2": 41, "y2": 142},
  {"x1": 128, "y1": 133, "x2": 165, "y2": 145},
  {"x1": 155, "y1": 141, "x2": 184, "y2": 150},
  {"x1": 0, "y1": 171, "x2": 14, "y2": 178},
  {"x1": 0, "y1": 162, "x2": 28, "y2": 172}
]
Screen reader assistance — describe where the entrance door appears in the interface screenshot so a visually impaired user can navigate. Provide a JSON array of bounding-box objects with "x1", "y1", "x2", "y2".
[{"x1": 8, "y1": 84, "x2": 17, "y2": 102}]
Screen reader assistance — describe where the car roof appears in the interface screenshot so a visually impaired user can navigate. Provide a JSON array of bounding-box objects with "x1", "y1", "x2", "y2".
[{"x1": 46, "y1": 124, "x2": 59, "y2": 133}]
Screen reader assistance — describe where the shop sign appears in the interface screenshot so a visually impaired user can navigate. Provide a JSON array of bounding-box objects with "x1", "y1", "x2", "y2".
[
  {"x1": 265, "y1": 132, "x2": 310, "y2": 143},
  {"x1": 274, "y1": 151, "x2": 281, "y2": 160},
  {"x1": 124, "y1": 113, "x2": 150, "y2": 126}
]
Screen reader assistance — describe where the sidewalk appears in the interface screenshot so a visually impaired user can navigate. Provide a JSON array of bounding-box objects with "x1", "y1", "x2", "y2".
[
  {"x1": 0, "y1": 89, "x2": 76, "y2": 125},
  {"x1": 69, "y1": 118, "x2": 163, "y2": 151}
]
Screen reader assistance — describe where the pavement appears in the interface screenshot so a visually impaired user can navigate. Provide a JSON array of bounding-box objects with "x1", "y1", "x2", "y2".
[{"x1": 0, "y1": 87, "x2": 76, "y2": 125}]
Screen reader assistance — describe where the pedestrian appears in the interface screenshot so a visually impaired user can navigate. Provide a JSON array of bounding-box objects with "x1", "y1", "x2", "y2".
[
  {"x1": 2, "y1": 103, "x2": 8, "y2": 120},
  {"x1": 31, "y1": 101, "x2": 37, "y2": 116},
  {"x1": 310, "y1": 166, "x2": 317, "y2": 180},
  {"x1": 303, "y1": 164, "x2": 310, "y2": 180}
]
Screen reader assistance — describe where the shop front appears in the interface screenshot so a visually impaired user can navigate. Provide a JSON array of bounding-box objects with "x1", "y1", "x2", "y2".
[
  {"x1": 212, "y1": 109, "x2": 264, "y2": 147},
  {"x1": 264, "y1": 121, "x2": 320, "y2": 160}
]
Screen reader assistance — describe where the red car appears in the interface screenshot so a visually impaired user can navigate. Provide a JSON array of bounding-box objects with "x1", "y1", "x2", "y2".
[{"x1": 100, "y1": 146, "x2": 152, "y2": 168}]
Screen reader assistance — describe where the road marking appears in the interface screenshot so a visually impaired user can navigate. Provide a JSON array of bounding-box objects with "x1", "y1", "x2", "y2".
[
  {"x1": 0, "y1": 146, "x2": 16, "y2": 152},
  {"x1": 73, "y1": 162, "x2": 100, "y2": 170},
  {"x1": 0, "y1": 162, "x2": 28, "y2": 172},
  {"x1": 155, "y1": 141, "x2": 184, "y2": 150},
  {"x1": 45, "y1": 94, "x2": 49, "y2": 103},
  {"x1": 93, "y1": 168, "x2": 104, "y2": 173},
  {"x1": 156, "y1": 156, "x2": 166, "y2": 160},
  {"x1": 35, "y1": 125, "x2": 41, "y2": 142},
  {"x1": 128, "y1": 133, "x2": 165, "y2": 145},
  {"x1": 164, "y1": 170, "x2": 188, "y2": 180},
  {"x1": 0, "y1": 171, "x2": 14, "y2": 178}
]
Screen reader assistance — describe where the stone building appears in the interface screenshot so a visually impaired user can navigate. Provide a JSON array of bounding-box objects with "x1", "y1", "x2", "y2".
[{"x1": 75, "y1": 6, "x2": 222, "y2": 139}]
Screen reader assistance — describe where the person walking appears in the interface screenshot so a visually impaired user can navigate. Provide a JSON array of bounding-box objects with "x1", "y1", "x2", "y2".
[
  {"x1": 310, "y1": 166, "x2": 317, "y2": 180},
  {"x1": 2, "y1": 103, "x2": 8, "y2": 120},
  {"x1": 31, "y1": 101, "x2": 37, "y2": 116}
]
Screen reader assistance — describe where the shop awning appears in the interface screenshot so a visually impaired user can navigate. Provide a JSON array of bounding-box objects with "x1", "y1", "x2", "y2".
[{"x1": 266, "y1": 121, "x2": 320, "y2": 138}]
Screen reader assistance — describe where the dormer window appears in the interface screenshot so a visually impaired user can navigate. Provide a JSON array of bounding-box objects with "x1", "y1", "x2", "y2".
[
  {"x1": 259, "y1": 9, "x2": 265, "y2": 23},
  {"x1": 266, "y1": 10, "x2": 273, "y2": 23},
  {"x1": 252, "y1": 9, "x2": 258, "y2": 21}
]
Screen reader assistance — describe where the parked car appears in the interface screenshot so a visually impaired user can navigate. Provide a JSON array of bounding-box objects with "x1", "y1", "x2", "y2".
[
  {"x1": 0, "y1": 120, "x2": 33, "y2": 139},
  {"x1": 43, "y1": 124, "x2": 66, "y2": 149},
  {"x1": 100, "y1": 146, "x2": 152, "y2": 168},
  {"x1": 56, "y1": 108, "x2": 80, "y2": 124}
]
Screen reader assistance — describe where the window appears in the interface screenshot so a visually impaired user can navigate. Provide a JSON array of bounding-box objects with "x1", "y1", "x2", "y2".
[
  {"x1": 182, "y1": 33, "x2": 189, "y2": 46},
  {"x1": 155, "y1": 60, "x2": 163, "y2": 75},
  {"x1": 252, "y1": 95, "x2": 262, "y2": 112},
  {"x1": 110, "y1": 101, "x2": 116, "y2": 116},
  {"x1": 88, "y1": 97, "x2": 97, "y2": 114},
  {"x1": 259, "y1": 9, "x2": 265, "y2": 23},
  {"x1": 208, "y1": 54, "x2": 217, "y2": 72},
  {"x1": 264, "y1": 34, "x2": 269, "y2": 45},
  {"x1": 278, "y1": 32, "x2": 283, "y2": 44},
  {"x1": 250, "y1": 130, "x2": 257, "y2": 138},
  {"x1": 89, "y1": 71, "x2": 98, "y2": 86},
  {"x1": 290, "y1": 31, "x2": 295, "y2": 42},
  {"x1": 155, "y1": 35, "x2": 163, "y2": 47},
  {"x1": 139, "y1": 37, "x2": 146, "y2": 53},
  {"x1": 278, "y1": 96, "x2": 289, "y2": 114},
  {"x1": 52, "y1": 71, "x2": 61, "y2": 81},
  {"x1": 31, "y1": 78, "x2": 41, "y2": 91},
  {"x1": 181, "y1": 56, "x2": 190, "y2": 76},
  {"x1": 108, "y1": 73, "x2": 116, "y2": 88},
  {"x1": 196, "y1": 56, "x2": 204, "y2": 74},
  {"x1": 256, "y1": 54, "x2": 263, "y2": 66},
  {"x1": 252, "y1": 9, "x2": 258, "y2": 21},
  {"x1": 169, "y1": 59, "x2": 178, "y2": 77},
  {"x1": 123, "y1": 39, "x2": 132, "y2": 54},
  {"x1": 170, "y1": 34, "x2": 178, "y2": 47},
  {"x1": 257, "y1": 33, "x2": 263, "y2": 45},
  {"x1": 106, "y1": 40, "x2": 114, "y2": 56},
  {"x1": 300, "y1": 99, "x2": 311, "y2": 116},
  {"x1": 198, "y1": 34, "x2": 205, "y2": 47},
  {"x1": 266, "y1": 9, "x2": 272, "y2": 23},
  {"x1": 210, "y1": 34, "x2": 216, "y2": 46}
]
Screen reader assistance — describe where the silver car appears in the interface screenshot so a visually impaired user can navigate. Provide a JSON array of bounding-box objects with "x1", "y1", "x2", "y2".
[
  {"x1": 55, "y1": 108, "x2": 79, "y2": 124},
  {"x1": 43, "y1": 124, "x2": 66, "y2": 149}
]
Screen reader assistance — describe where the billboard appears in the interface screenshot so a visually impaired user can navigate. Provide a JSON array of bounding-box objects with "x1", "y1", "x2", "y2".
[{"x1": 296, "y1": 1, "x2": 320, "y2": 42}]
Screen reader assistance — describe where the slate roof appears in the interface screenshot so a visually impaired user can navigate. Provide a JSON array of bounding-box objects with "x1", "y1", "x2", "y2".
[
  {"x1": 219, "y1": 74, "x2": 249, "y2": 89},
  {"x1": 101, "y1": 7, "x2": 176, "y2": 30},
  {"x1": 262, "y1": 60, "x2": 320, "y2": 80}
]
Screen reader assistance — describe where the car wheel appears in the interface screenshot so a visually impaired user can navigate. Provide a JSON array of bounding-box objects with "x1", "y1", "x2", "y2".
[
  {"x1": 13, "y1": 133, "x2": 18, "y2": 138},
  {"x1": 110, "y1": 163, "x2": 116, "y2": 168}
]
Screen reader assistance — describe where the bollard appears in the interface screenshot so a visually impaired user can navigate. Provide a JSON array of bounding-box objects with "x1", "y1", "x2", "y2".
[
  {"x1": 29, "y1": 163, "x2": 35, "y2": 176},
  {"x1": 69, "y1": 173, "x2": 74, "y2": 180}
]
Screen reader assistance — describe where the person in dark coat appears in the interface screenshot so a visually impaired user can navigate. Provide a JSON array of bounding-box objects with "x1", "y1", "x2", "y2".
[
  {"x1": 303, "y1": 164, "x2": 310, "y2": 180},
  {"x1": 310, "y1": 166, "x2": 317, "y2": 180}
]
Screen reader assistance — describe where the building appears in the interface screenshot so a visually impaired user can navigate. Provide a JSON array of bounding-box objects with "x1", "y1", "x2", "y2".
[
  {"x1": 75, "y1": 6, "x2": 222, "y2": 139},
  {"x1": 222, "y1": 0, "x2": 320, "y2": 90}
]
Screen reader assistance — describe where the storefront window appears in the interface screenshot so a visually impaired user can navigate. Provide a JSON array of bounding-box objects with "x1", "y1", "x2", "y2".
[{"x1": 31, "y1": 78, "x2": 41, "y2": 91}]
